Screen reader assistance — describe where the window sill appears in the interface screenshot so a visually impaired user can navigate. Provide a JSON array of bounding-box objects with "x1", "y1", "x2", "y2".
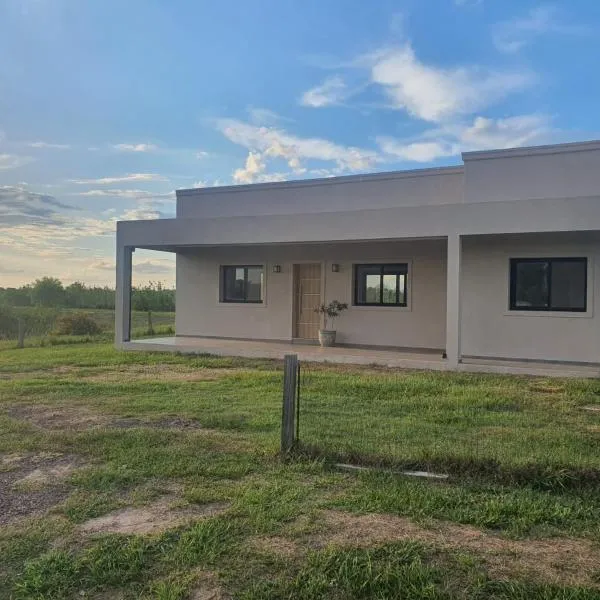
[
  {"x1": 504, "y1": 310, "x2": 593, "y2": 319},
  {"x1": 217, "y1": 302, "x2": 268, "y2": 308},
  {"x1": 351, "y1": 305, "x2": 412, "y2": 313}
]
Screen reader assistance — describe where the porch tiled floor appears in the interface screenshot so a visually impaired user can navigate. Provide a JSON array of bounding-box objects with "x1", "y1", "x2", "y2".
[{"x1": 122, "y1": 336, "x2": 600, "y2": 378}]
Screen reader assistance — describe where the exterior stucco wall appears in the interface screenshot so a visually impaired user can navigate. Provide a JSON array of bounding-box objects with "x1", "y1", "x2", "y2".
[
  {"x1": 177, "y1": 168, "x2": 464, "y2": 219},
  {"x1": 464, "y1": 143, "x2": 600, "y2": 204},
  {"x1": 176, "y1": 240, "x2": 447, "y2": 350},
  {"x1": 461, "y1": 233, "x2": 600, "y2": 363}
]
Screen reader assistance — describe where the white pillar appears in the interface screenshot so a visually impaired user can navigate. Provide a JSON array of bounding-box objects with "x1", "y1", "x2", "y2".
[
  {"x1": 446, "y1": 234, "x2": 462, "y2": 368},
  {"x1": 115, "y1": 244, "x2": 133, "y2": 345}
]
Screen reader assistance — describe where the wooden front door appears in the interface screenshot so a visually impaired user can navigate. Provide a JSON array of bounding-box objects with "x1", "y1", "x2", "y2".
[{"x1": 293, "y1": 263, "x2": 322, "y2": 340}]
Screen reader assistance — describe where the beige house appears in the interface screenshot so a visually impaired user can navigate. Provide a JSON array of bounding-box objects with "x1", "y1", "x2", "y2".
[{"x1": 116, "y1": 140, "x2": 600, "y2": 375}]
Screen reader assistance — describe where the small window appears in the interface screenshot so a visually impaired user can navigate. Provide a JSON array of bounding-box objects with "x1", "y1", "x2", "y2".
[
  {"x1": 509, "y1": 258, "x2": 587, "y2": 312},
  {"x1": 354, "y1": 264, "x2": 408, "y2": 306},
  {"x1": 220, "y1": 265, "x2": 263, "y2": 303}
]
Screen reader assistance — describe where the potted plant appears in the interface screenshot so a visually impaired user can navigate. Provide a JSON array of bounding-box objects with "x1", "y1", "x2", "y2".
[{"x1": 314, "y1": 300, "x2": 348, "y2": 347}]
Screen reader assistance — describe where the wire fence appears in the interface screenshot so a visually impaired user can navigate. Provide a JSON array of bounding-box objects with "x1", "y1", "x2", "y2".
[{"x1": 294, "y1": 359, "x2": 600, "y2": 490}]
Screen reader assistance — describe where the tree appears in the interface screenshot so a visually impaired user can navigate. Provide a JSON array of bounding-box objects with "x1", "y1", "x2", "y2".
[{"x1": 30, "y1": 277, "x2": 65, "y2": 307}]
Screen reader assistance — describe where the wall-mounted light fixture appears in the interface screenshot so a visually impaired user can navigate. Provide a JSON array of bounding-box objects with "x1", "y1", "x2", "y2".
[
  {"x1": 331, "y1": 263, "x2": 340, "y2": 273},
  {"x1": 272, "y1": 264, "x2": 282, "y2": 273}
]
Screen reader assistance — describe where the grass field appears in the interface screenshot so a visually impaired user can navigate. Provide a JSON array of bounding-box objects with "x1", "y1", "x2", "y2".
[{"x1": 1, "y1": 342, "x2": 600, "y2": 599}]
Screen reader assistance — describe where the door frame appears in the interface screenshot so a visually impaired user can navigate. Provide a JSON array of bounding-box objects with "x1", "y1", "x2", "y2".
[{"x1": 290, "y1": 260, "x2": 326, "y2": 341}]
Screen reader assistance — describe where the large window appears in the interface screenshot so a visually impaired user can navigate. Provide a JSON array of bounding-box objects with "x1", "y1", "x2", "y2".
[
  {"x1": 354, "y1": 263, "x2": 408, "y2": 306},
  {"x1": 220, "y1": 265, "x2": 263, "y2": 303},
  {"x1": 509, "y1": 257, "x2": 587, "y2": 312}
]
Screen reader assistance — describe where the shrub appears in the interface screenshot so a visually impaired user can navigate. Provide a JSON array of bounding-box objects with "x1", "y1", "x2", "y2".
[
  {"x1": 0, "y1": 306, "x2": 58, "y2": 339},
  {"x1": 54, "y1": 312, "x2": 102, "y2": 336}
]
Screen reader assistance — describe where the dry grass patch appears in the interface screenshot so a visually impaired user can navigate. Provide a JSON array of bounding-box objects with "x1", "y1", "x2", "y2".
[
  {"x1": 189, "y1": 571, "x2": 229, "y2": 600},
  {"x1": 0, "y1": 452, "x2": 84, "y2": 524},
  {"x1": 78, "y1": 496, "x2": 229, "y2": 536},
  {"x1": 78, "y1": 364, "x2": 251, "y2": 383},
  {"x1": 249, "y1": 535, "x2": 302, "y2": 558},
  {"x1": 317, "y1": 510, "x2": 600, "y2": 588},
  {"x1": 5, "y1": 404, "x2": 110, "y2": 430}
]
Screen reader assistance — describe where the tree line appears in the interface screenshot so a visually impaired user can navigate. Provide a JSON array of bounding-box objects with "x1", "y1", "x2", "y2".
[{"x1": 0, "y1": 278, "x2": 175, "y2": 312}]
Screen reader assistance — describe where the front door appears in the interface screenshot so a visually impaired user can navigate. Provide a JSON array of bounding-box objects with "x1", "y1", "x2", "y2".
[{"x1": 293, "y1": 263, "x2": 322, "y2": 340}]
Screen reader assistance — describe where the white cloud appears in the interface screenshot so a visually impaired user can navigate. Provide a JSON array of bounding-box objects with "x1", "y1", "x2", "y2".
[
  {"x1": 113, "y1": 143, "x2": 158, "y2": 152},
  {"x1": 493, "y1": 5, "x2": 586, "y2": 54},
  {"x1": 446, "y1": 114, "x2": 550, "y2": 150},
  {"x1": 378, "y1": 114, "x2": 551, "y2": 162},
  {"x1": 0, "y1": 153, "x2": 34, "y2": 170},
  {"x1": 195, "y1": 150, "x2": 210, "y2": 159},
  {"x1": 76, "y1": 189, "x2": 175, "y2": 201},
  {"x1": 369, "y1": 43, "x2": 532, "y2": 123},
  {"x1": 233, "y1": 152, "x2": 266, "y2": 184},
  {"x1": 300, "y1": 76, "x2": 348, "y2": 108},
  {"x1": 69, "y1": 173, "x2": 167, "y2": 185},
  {"x1": 217, "y1": 118, "x2": 379, "y2": 174},
  {"x1": 27, "y1": 141, "x2": 70, "y2": 149},
  {"x1": 247, "y1": 107, "x2": 288, "y2": 126},
  {"x1": 377, "y1": 138, "x2": 456, "y2": 162}
]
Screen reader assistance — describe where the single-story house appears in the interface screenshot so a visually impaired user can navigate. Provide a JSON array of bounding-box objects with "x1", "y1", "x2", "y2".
[{"x1": 115, "y1": 140, "x2": 600, "y2": 374}]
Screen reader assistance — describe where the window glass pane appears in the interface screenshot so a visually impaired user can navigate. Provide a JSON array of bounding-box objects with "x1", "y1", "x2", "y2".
[
  {"x1": 382, "y1": 274, "x2": 397, "y2": 304},
  {"x1": 365, "y1": 274, "x2": 381, "y2": 303},
  {"x1": 398, "y1": 274, "x2": 406, "y2": 305},
  {"x1": 355, "y1": 265, "x2": 380, "y2": 304},
  {"x1": 222, "y1": 266, "x2": 263, "y2": 302},
  {"x1": 222, "y1": 267, "x2": 242, "y2": 301},
  {"x1": 514, "y1": 261, "x2": 548, "y2": 309},
  {"x1": 355, "y1": 264, "x2": 408, "y2": 305},
  {"x1": 551, "y1": 260, "x2": 586, "y2": 310},
  {"x1": 246, "y1": 267, "x2": 263, "y2": 302}
]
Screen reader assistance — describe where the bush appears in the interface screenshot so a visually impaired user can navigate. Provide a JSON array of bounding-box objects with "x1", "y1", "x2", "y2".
[
  {"x1": 54, "y1": 312, "x2": 102, "y2": 336},
  {"x1": 0, "y1": 306, "x2": 58, "y2": 339}
]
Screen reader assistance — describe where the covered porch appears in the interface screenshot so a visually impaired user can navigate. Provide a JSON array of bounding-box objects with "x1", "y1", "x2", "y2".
[{"x1": 122, "y1": 336, "x2": 600, "y2": 378}]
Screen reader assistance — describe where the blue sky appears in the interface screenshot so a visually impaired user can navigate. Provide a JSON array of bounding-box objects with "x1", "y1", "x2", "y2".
[{"x1": 1, "y1": 0, "x2": 598, "y2": 286}]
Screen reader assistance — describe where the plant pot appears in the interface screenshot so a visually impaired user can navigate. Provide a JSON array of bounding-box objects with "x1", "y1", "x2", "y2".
[{"x1": 318, "y1": 330, "x2": 336, "y2": 347}]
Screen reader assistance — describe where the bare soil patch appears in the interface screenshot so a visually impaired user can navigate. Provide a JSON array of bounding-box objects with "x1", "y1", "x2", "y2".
[
  {"x1": 190, "y1": 572, "x2": 229, "y2": 600},
  {"x1": 79, "y1": 497, "x2": 229, "y2": 535},
  {"x1": 317, "y1": 510, "x2": 600, "y2": 588},
  {"x1": 0, "y1": 452, "x2": 82, "y2": 524},
  {"x1": 5, "y1": 404, "x2": 110, "y2": 430},
  {"x1": 249, "y1": 535, "x2": 301, "y2": 558},
  {"x1": 4, "y1": 404, "x2": 206, "y2": 432}
]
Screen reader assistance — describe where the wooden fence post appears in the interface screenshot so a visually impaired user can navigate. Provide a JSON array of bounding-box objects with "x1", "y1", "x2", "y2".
[
  {"x1": 17, "y1": 318, "x2": 25, "y2": 349},
  {"x1": 281, "y1": 354, "x2": 299, "y2": 453}
]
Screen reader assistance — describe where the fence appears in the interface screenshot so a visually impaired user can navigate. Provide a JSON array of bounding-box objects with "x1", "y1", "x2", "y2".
[{"x1": 282, "y1": 354, "x2": 600, "y2": 489}]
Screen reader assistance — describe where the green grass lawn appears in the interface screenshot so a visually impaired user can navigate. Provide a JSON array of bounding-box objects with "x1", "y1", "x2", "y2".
[
  {"x1": 1, "y1": 343, "x2": 600, "y2": 599},
  {"x1": 298, "y1": 366, "x2": 600, "y2": 487}
]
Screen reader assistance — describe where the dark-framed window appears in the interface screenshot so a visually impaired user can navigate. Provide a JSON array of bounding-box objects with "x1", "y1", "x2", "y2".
[
  {"x1": 220, "y1": 265, "x2": 263, "y2": 303},
  {"x1": 509, "y1": 257, "x2": 587, "y2": 312},
  {"x1": 354, "y1": 263, "x2": 408, "y2": 306}
]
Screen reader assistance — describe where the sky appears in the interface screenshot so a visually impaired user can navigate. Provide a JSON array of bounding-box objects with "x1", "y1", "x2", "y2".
[{"x1": 1, "y1": 0, "x2": 599, "y2": 288}]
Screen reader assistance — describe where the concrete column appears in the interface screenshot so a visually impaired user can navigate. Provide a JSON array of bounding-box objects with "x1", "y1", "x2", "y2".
[
  {"x1": 446, "y1": 234, "x2": 462, "y2": 368},
  {"x1": 115, "y1": 244, "x2": 133, "y2": 345}
]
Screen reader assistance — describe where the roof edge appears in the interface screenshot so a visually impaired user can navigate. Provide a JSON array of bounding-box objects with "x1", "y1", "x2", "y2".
[
  {"x1": 176, "y1": 165, "x2": 464, "y2": 197},
  {"x1": 463, "y1": 139, "x2": 600, "y2": 162}
]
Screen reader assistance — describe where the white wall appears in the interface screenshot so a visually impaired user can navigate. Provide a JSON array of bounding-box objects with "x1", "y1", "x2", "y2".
[
  {"x1": 461, "y1": 233, "x2": 600, "y2": 363},
  {"x1": 176, "y1": 240, "x2": 447, "y2": 350},
  {"x1": 464, "y1": 142, "x2": 600, "y2": 204},
  {"x1": 177, "y1": 168, "x2": 464, "y2": 219}
]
